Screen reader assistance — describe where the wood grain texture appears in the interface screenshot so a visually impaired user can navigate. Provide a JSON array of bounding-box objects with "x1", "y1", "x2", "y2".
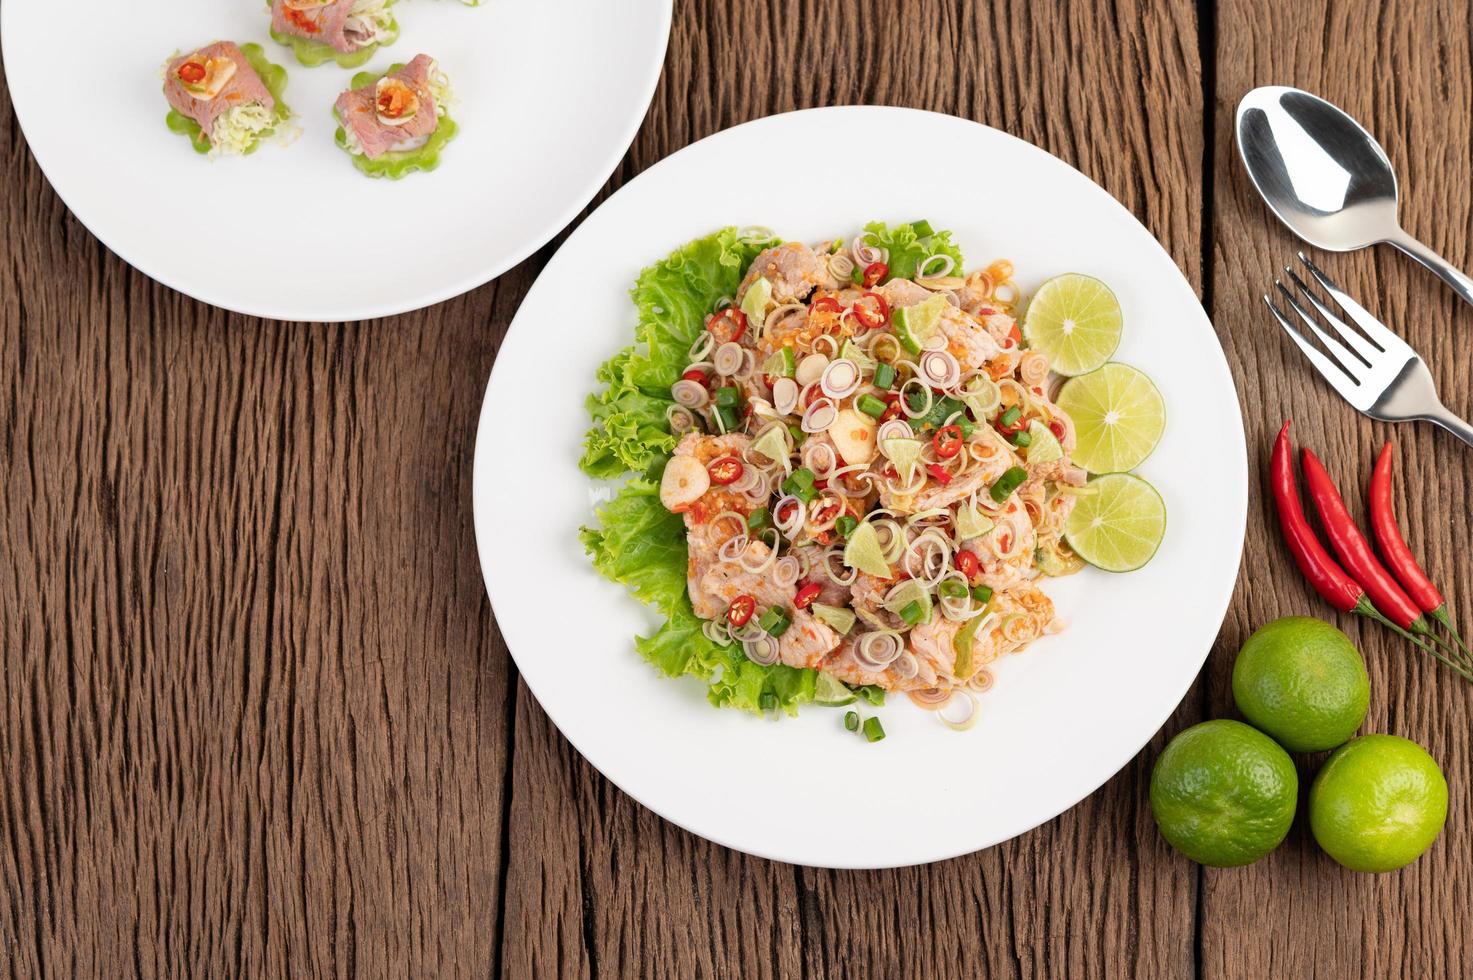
[
  {"x1": 4, "y1": 0, "x2": 1469, "y2": 977},
  {"x1": 1209, "y1": 2, "x2": 1473, "y2": 978}
]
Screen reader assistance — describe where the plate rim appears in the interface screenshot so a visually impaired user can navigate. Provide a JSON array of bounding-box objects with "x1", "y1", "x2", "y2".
[
  {"x1": 473, "y1": 104, "x2": 1248, "y2": 868},
  {"x1": 0, "y1": 0, "x2": 674, "y2": 323}
]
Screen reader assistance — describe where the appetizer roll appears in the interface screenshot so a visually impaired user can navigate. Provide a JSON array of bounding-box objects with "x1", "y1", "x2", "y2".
[
  {"x1": 269, "y1": 0, "x2": 398, "y2": 68},
  {"x1": 163, "y1": 42, "x2": 291, "y2": 156},
  {"x1": 333, "y1": 55, "x2": 458, "y2": 179}
]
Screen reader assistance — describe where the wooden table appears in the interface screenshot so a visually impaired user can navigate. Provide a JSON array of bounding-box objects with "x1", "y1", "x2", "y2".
[{"x1": 4, "y1": 1, "x2": 1471, "y2": 976}]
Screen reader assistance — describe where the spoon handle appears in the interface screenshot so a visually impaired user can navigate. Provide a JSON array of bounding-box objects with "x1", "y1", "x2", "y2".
[{"x1": 1386, "y1": 230, "x2": 1473, "y2": 308}]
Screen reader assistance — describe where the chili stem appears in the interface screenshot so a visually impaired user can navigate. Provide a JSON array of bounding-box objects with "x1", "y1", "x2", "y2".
[
  {"x1": 1363, "y1": 606, "x2": 1473, "y2": 682},
  {"x1": 1428, "y1": 606, "x2": 1473, "y2": 671}
]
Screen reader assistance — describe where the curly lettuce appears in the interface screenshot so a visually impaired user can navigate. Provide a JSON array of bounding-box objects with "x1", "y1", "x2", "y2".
[
  {"x1": 862, "y1": 219, "x2": 966, "y2": 282},
  {"x1": 580, "y1": 228, "x2": 767, "y2": 479}
]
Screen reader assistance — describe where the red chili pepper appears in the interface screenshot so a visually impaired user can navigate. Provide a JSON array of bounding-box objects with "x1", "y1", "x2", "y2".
[
  {"x1": 925, "y1": 463, "x2": 952, "y2": 486},
  {"x1": 1301, "y1": 447, "x2": 1423, "y2": 629},
  {"x1": 794, "y1": 583, "x2": 822, "y2": 609},
  {"x1": 862, "y1": 262, "x2": 888, "y2": 288},
  {"x1": 812, "y1": 296, "x2": 843, "y2": 315},
  {"x1": 1048, "y1": 418, "x2": 1066, "y2": 441},
  {"x1": 879, "y1": 395, "x2": 904, "y2": 423},
  {"x1": 1005, "y1": 322, "x2": 1022, "y2": 347},
  {"x1": 283, "y1": 7, "x2": 321, "y2": 32},
  {"x1": 706, "y1": 307, "x2": 748, "y2": 343},
  {"x1": 853, "y1": 291, "x2": 889, "y2": 329},
  {"x1": 956, "y1": 549, "x2": 980, "y2": 581},
  {"x1": 726, "y1": 595, "x2": 756, "y2": 628},
  {"x1": 178, "y1": 61, "x2": 207, "y2": 84},
  {"x1": 1368, "y1": 442, "x2": 1442, "y2": 613},
  {"x1": 707, "y1": 456, "x2": 743, "y2": 485},
  {"x1": 933, "y1": 424, "x2": 963, "y2": 459},
  {"x1": 1270, "y1": 421, "x2": 1364, "y2": 613},
  {"x1": 681, "y1": 368, "x2": 708, "y2": 387}
]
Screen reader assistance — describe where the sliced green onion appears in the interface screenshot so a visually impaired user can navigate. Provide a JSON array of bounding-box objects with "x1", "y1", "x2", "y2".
[
  {"x1": 715, "y1": 386, "x2": 742, "y2": 409},
  {"x1": 863, "y1": 716, "x2": 886, "y2": 742},
  {"x1": 835, "y1": 515, "x2": 858, "y2": 538},
  {"x1": 787, "y1": 423, "x2": 805, "y2": 444},
  {"x1": 990, "y1": 466, "x2": 1028, "y2": 503},
  {"x1": 971, "y1": 584, "x2": 994, "y2": 604},
  {"x1": 1013, "y1": 431, "x2": 1032, "y2": 448},
  {"x1": 851, "y1": 266, "x2": 865, "y2": 286},
  {"x1": 938, "y1": 579, "x2": 969, "y2": 600},
  {"x1": 844, "y1": 710, "x2": 860, "y2": 732},
  {"x1": 909, "y1": 219, "x2": 935, "y2": 239},
  {"x1": 747, "y1": 507, "x2": 771, "y2": 531},
  {"x1": 873, "y1": 363, "x2": 896, "y2": 390},
  {"x1": 899, "y1": 599, "x2": 928, "y2": 626},
  {"x1": 1000, "y1": 405, "x2": 1022, "y2": 427},
  {"x1": 758, "y1": 607, "x2": 791, "y2": 637},
  {"x1": 857, "y1": 393, "x2": 889, "y2": 419}
]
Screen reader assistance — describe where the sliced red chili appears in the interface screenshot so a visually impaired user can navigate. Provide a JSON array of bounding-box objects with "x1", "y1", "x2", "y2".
[
  {"x1": 283, "y1": 7, "x2": 321, "y2": 32},
  {"x1": 1005, "y1": 322, "x2": 1022, "y2": 347},
  {"x1": 707, "y1": 456, "x2": 744, "y2": 485},
  {"x1": 681, "y1": 368, "x2": 708, "y2": 386},
  {"x1": 794, "y1": 583, "x2": 822, "y2": 609},
  {"x1": 812, "y1": 296, "x2": 843, "y2": 315},
  {"x1": 880, "y1": 395, "x2": 904, "y2": 423},
  {"x1": 862, "y1": 262, "x2": 889, "y2": 288},
  {"x1": 933, "y1": 424, "x2": 963, "y2": 459},
  {"x1": 925, "y1": 463, "x2": 952, "y2": 486},
  {"x1": 706, "y1": 306, "x2": 748, "y2": 343},
  {"x1": 178, "y1": 61, "x2": 207, "y2": 84},
  {"x1": 726, "y1": 595, "x2": 756, "y2": 628},
  {"x1": 1048, "y1": 418, "x2": 1066, "y2": 440},
  {"x1": 956, "y1": 549, "x2": 980, "y2": 581},
  {"x1": 853, "y1": 291, "x2": 890, "y2": 329}
]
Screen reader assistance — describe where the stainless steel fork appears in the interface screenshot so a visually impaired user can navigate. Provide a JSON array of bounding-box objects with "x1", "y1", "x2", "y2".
[{"x1": 1263, "y1": 253, "x2": 1473, "y2": 448}]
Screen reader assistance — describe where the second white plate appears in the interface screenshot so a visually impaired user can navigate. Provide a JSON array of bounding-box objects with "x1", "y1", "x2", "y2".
[{"x1": 1, "y1": 0, "x2": 671, "y2": 321}]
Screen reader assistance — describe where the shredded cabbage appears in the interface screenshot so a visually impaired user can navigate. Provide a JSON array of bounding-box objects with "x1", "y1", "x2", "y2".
[
  {"x1": 210, "y1": 103, "x2": 278, "y2": 156},
  {"x1": 428, "y1": 71, "x2": 453, "y2": 117},
  {"x1": 345, "y1": 0, "x2": 397, "y2": 46}
]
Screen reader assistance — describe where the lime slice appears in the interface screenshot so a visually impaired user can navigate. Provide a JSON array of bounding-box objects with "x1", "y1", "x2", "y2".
[
  {"x1": 751, "y1": 424, "x2": 791, "y2": 463},
  {"x1": 1055, "y1": 363, "x2": 1165, "y2": 474},
  {"x1": 813, "y1": 671, "x2": 858, "y2": 706},
  {"x1": 741, "y1": 275, "x2": 773, "y2": 326},
  {"x1": 1024, "y1": 419, "x2": 1063, "y2": 464},
  {"x1": 881, "y1": 437, "x2": 924, "y2": 484},
  {"x1": 881, "y1": 580, "x2": 932, "y2": 621},
  {"x1": 1022, "y1": 274, "x2": 1122, "y2": 375},
  {"x1": 839, "y1": 338, "x2": 876, "y2": 371},
  {"x1": 955, "y1": 501, "x2": 995, "y2": 539},
  {"x1": 762, "y1": 347, "x2": 796, "y2": 378},
  {"x1": 892, "y1": 294, "x2": 948, "y2": 354},
  {"x1": 1064, "y1": 473, "x2": 1166, "y2": 572},
  {"x1": 843, "y1": 521, "x2": 892, "y2": 578},
  {"x1": 811, "y1": 602, "x2": 857, "y2": 635}
]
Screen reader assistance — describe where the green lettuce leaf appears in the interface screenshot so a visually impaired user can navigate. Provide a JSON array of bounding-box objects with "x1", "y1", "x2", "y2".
[
  {"x1": 580, "y1": 228, "x2": 772, "y2": 479},
  {"x1": 581, "y1": 475, "x2": 818, "y2": 716},
  {"x1": 862, "y1": 219, "x2": 966, "y2": 282}
]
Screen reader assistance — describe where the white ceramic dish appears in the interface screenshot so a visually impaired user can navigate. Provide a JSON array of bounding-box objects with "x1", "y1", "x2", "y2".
[
  {"x1": 473, "y1": 107, "x2": 1247, "y2": 869},
  {"x1": 0, "y1": 0, "x2": 671, "y2": 322}
]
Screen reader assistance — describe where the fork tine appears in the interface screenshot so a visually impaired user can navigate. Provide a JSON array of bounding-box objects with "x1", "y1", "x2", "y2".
[
  {"x1": 1272, "y1": 280, "x2": 1363, "y2": 374},
  {"x1": 1262, "y1": 295, "x2": 1361, "y2": 392},
  {"x1": 1283, "y1": 267, "x2": 1380, "y2": 367},
  {"x1": 1296, "y1": 252, "x2": 1404, "y2": 351}
]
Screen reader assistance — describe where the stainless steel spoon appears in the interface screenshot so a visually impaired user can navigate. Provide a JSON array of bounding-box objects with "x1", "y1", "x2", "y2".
[{"x1": 1236, "y1": 85, "x2": 1473, "y2": 307}]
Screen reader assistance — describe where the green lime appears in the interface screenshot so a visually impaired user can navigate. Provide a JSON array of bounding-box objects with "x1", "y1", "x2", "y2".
[
  {"x1": 1022, "y1": 273, "x2": 1122, "y2": 375},
  {"x1": 882, "y1": 437, "x2": 924, "y2": 484},
  {"x1": 842, "y1": 521, "x2": 891, "y2": 578},
  {"x1": 1055, "y1": 363, "x2": 1166, "y2": 474},
  {"x1": 1310, "y1": 735, "x2": 1448, "y2": 873},
  {"x1": 1232, "y1": 617, "x2": 1369, "y2": 752},
  {"x1": 1023, "y1": 419, "x2": 1063, "y2": 464},
  {"x1": 881, "y1": 580, "x2": 932, "y2": 622},
  {"x1": 1150, "y1": 719, "x2": 1298, "y2": 867},
  {"x1": 762, "y1": 347, "x2": 796, "y2": 378},
  {"x1": 1062, "y1": 472, "x2": 1166, "y2": 572},
  {"x1": 813, "y1": 671, "x2": 857, "y2": 706},
  {"x1": 892, "y1": 294, "x2": 948, "y2": 354},
  {"x1": 810, "y1": 602, "x2": 856, "y2": 635},
  {"x1": 741, "y1": 275, "x2": 773, "y2": 326}
]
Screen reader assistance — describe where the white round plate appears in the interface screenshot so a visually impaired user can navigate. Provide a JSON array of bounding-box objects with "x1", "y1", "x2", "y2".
[
  {"x1": 473, "y1": 107, "x2": 1247, "y2": 869},
  {"x1": 1, "y1": 0, "x2": 670, "y2": 322}
]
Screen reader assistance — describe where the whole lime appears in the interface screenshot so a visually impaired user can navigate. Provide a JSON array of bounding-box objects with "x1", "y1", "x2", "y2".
[
  {"x1": 1150, "y1": 719, "x2": 1298, "y2": 866},
  {"x1": 1309, "y1": 734, "x2": 1447, "y2": 873},
  {"x1": 1232, "y1": 616, "x2": 1369, "y2": 752}
]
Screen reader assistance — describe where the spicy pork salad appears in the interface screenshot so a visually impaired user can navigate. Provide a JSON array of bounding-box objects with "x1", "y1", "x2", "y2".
[{"x1": 581, "y1": 223, "x2": 1162, "y2": 728}]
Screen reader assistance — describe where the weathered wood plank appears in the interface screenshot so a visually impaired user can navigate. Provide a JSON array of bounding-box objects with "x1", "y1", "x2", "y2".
[
  {"x1": 1208, "y1": 2, "x2": 1473, "y2": 978},
  {"x1": 498, "y1": 1, "x2": 1207, "y2": 978}
]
